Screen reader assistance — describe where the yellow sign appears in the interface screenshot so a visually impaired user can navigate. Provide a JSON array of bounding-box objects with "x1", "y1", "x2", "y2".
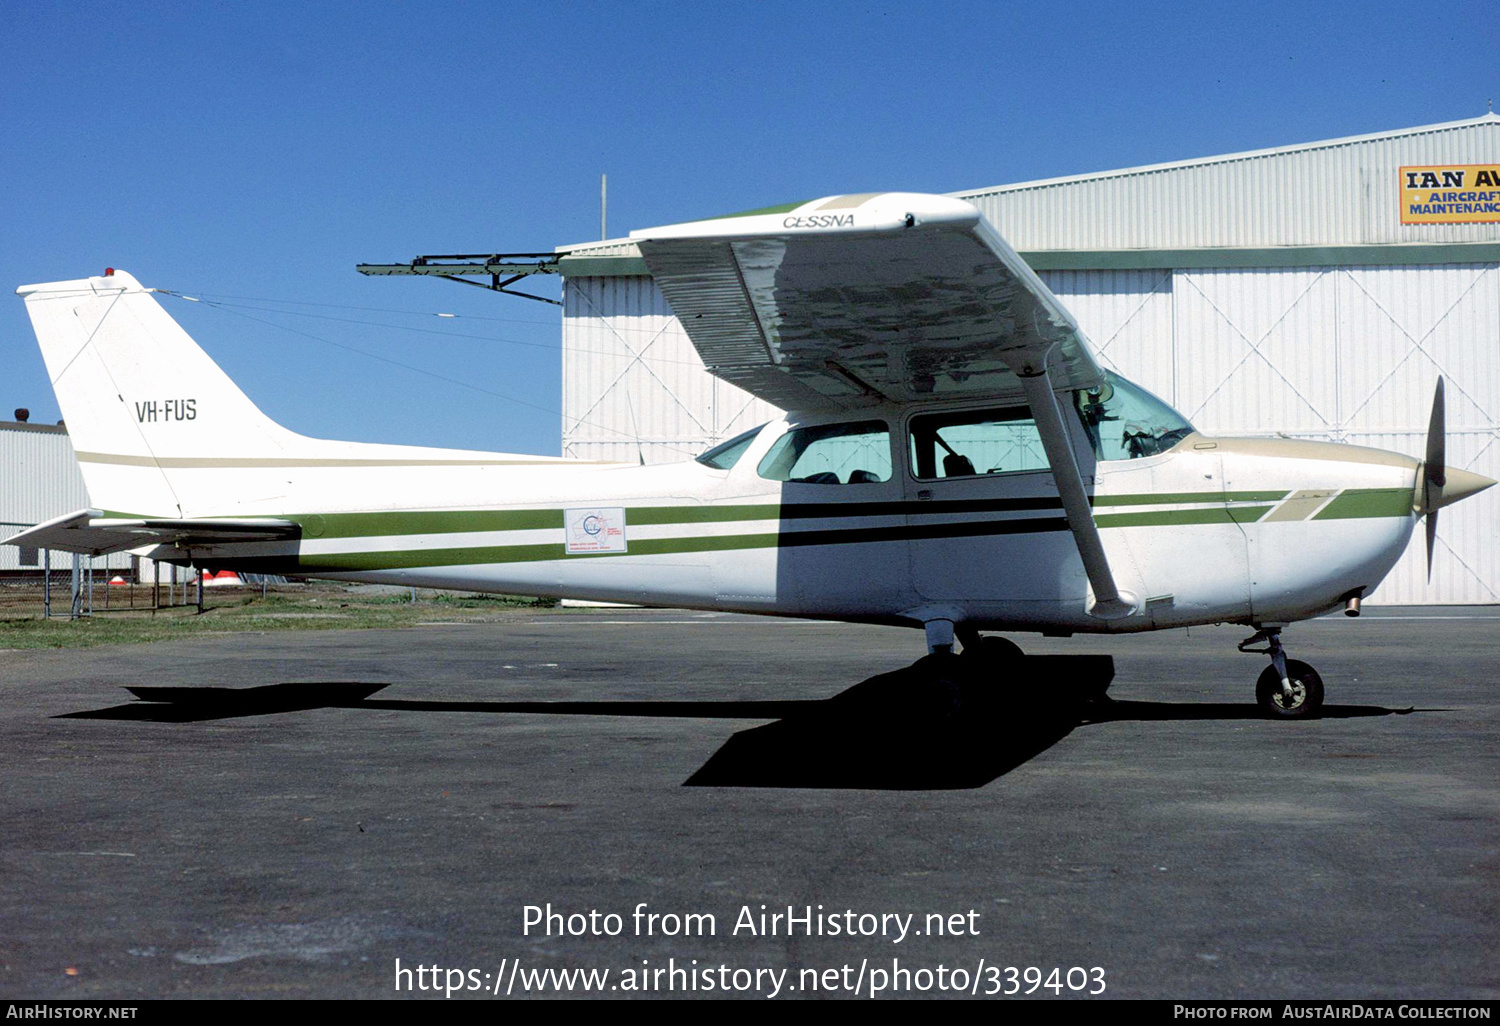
[{"x1": 1400, "y1": 165, "x2": 1500, "y2": 224}]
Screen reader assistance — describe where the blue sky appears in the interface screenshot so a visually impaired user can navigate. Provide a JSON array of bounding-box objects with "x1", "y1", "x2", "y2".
[{"x1": 3, "y1": 0, "x2": 1496, "y2": 456}]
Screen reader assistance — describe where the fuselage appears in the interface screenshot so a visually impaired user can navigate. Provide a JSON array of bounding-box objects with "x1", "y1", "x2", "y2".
[
  {"x1": 18, "y1": 270, "x2": 1456, "y2": 643},
  {"x1": 162, "y1": 385, "x2": 1422, "y2": 636}
]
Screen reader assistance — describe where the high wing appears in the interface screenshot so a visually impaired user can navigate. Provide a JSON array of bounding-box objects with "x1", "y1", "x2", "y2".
[
  {"x1": 631, "y1": 192, "x2": 1104, "y2": 411},
  {"x1": 6, "y1": 508, "x2": 299, "y2": 557},
  {"x1": 632, "y1": 193, "x2": 1135, "y2": 619}
]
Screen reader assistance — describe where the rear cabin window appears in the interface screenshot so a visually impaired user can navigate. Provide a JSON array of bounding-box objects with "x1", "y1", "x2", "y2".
[
  {"x1": 909, "y1": 406, "x2": 1048, "y2": 479},
  {"x1": 756, "y1": 421, "x2": 893, "y2": 485}
]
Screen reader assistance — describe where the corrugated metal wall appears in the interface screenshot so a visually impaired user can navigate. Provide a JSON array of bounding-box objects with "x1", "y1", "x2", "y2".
[
  {"x1": 0, "y1": 425, "x2": 133, "y2": 571},
  {"x1": 561, "y1": 277, "x2": 780, "y2": 464},
  {"x1": 562, "y1": 264, "x2": 1499, "y2": 605},
  {"x1": 1042, "y1": 264, "x2": 1499, "y2": 605},
  {"x1": 0, "y1": 427, "x2": 82, "y2": 524},
  {"x1": 958, "y1": 115, "x2": 1500, "y2": 250}
]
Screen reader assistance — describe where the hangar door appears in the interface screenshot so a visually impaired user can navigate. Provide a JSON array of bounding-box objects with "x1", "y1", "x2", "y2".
[{"x1": 1045, "y1": 264, "x2": 1499, "y2": 605}]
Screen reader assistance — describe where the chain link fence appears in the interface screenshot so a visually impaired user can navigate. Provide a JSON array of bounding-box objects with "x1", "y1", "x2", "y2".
[{"x1": 0, "y1": 552, "x2": 287, "y2": 620}]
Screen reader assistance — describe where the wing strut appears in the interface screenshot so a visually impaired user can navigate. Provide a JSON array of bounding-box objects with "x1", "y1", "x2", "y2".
[{"x1": 1016, "y1": 365, "x2": 1139, "y2": 621}]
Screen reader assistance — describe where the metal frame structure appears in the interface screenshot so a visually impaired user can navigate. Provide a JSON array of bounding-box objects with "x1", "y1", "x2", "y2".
[{"x1": 356, "y1": 253, "x2": 562, "y2": 305}]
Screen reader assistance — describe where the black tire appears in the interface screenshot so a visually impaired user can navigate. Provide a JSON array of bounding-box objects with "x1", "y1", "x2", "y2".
[
  {"x1": 963, "y1": 634, "x2": 1025, "y2": 666},
  {"x1": 955, "y1": 636, "x2": 1023, "y2": 714},
  {"x1": 1255, "y1": 660, "x2": 1325, "y2": 719}
]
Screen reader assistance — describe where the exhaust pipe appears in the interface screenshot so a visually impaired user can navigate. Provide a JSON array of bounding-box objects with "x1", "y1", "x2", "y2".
[{"x1": 1343, "y1": 588, "x2": 1364, "y2": 617}]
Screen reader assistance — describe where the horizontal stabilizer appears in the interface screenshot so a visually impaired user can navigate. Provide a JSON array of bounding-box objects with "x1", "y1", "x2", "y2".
[{"x1": 5, "y1": 508, "x2": 299, "y2": 556}]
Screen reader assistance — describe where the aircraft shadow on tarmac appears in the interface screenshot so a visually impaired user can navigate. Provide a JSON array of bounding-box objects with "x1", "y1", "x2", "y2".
[{"x1": 59, "y1": 655, "x2": 1419, "y2": 791}]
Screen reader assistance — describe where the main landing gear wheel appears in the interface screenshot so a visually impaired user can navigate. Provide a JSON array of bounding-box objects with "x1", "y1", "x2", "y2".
[
  {"x1": 951, "y1": 634, "x2": 1025, "y2": 715},
  {"x1": 962, "y1": 634, "x2": 1024, "y2": 668},
  {"x1": 1255, "y1": 660, "x2": 1324, "y2": 719}
]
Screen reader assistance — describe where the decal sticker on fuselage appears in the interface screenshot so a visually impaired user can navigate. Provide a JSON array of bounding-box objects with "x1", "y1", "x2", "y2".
[{"x1": 565, "y1": 507, "x2": 628, "y2": 554}]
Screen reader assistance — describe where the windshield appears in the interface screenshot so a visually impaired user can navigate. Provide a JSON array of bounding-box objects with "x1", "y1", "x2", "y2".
[
  {"x1": 694, "y1": 425, "x2": 766, "y2": 470},
  {"x1": 1075, "y1": 372, "x2": 1195, "y2": 460}
]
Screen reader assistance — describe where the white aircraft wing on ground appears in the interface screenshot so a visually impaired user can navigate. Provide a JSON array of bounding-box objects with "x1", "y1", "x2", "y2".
[{"x1": 632, "y1": 192, "x2": 1132, "y2": 617}]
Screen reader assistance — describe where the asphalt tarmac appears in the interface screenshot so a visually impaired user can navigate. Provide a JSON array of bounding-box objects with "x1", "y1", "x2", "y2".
[{"x1": 1, "y1": 608, "x2": 1495, "y2": 1000}]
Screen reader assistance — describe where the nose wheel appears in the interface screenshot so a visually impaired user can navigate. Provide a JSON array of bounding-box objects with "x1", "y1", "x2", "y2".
[{"x1": 1240, "y1": 628, "x2": 1325, "y2": 719}]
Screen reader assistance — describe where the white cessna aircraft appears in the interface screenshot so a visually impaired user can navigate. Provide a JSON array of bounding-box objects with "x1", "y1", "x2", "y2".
[{"x1": 9, "y1": 193, "x2": 1493, "y2": 718}]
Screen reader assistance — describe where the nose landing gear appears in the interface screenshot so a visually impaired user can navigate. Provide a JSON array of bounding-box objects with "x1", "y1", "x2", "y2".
[{"x1": 1239, "y1": 627, "x2": 1325, "y2": 719}]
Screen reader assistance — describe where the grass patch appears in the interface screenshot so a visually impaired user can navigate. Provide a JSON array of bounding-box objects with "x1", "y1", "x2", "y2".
[{"x1": 0, "y1": 584, "x2": 560, "y2": 650}]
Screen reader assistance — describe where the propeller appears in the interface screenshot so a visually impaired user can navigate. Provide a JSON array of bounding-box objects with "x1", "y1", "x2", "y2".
[
  {"x1": 1423, "y1": 378, "x2": 1445, "y2": 579},
  {"x1": 1415, "y1": 377, "x2": 1497, "y2": 581}
]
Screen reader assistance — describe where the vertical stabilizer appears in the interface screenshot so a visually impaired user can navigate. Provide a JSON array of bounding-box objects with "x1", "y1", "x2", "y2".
[{"x1": 17, "y1": 270, "x2": 307, "y2": 517}]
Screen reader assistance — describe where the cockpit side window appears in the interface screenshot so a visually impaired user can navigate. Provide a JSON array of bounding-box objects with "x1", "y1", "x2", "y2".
[
  {"x1": 1074, "y1": 371, "x2": 1195, "y2": 460},
  {"x1": 909, "y1": 406, "x2": 1049, "y2": 479},
  {"x1": 756, "y1": 421, "x2": 892, "y2": 485},
  {"x1": 695, "y1": 424, "x2": 766, "y2": 470}
]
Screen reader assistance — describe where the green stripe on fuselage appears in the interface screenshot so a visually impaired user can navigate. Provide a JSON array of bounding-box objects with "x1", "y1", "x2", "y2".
[
  {"x1": 1312, "y1": 488, "x2": 1414, "y2": 520},
  {"x1": 269, "y1": 491, "x2": 1289, "y2": 540},
  {"x1": 289, "y1": 516, "x2": 1074, "y2": 573},
  {"x1": 1093, "y1": 505, "x2": 1275, "y2": 528},
  {"x1": 294, "y1": 534, "x2": 782, "y2": 573},
  {"x1": 298, "y1": 508, "x2": 563, "y2": 538},
  {"x1": 141, "y1": 484, "x2": 1411, "y2": 577},
  {"x1": 1093, "y1": 490, "x2": 1289, "y2": 506}
]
